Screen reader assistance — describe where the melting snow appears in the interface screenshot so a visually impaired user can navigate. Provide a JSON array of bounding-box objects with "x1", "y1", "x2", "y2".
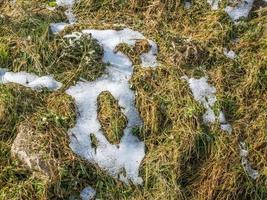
[
  {"x1": 239, "y1": 142, "x2": 259, "y2": 180},
  {"x1": 185, "y1": 1, "x2": 192, "y2": 9},
  {"x1": 223, "y1": 48, "x2": 237, "y2": 59},
  {"x1": 50, "y1": 0, "x2": 76, "y2": 34},
  {"x1": 183, "y1": 76, "x2": 232, "y2": 134},
  {"x1": 80, "y1": 186, "x2": 96, "y2": 200},
  {"x1": 50, "y1": 22, "x2": 69, "y2": 34},
  {"x1": 225, "y1": 0, "x2": 255, "y2": 21},
  {"x1": 65, "y1": 28, "x2": 158, "y2": 185},
  {"x1": 0, "y1": 68, "x2": 62, "y2": 91},
  {"x1": 207, "y1": 0, "x2": 220, "y2": 10}
]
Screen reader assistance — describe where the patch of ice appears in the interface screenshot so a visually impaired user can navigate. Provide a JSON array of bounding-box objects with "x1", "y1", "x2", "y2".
[
  {"x1": 183, "y1": 76, "x2": 232, "y2": 134},
  {"x1": 225, "y1": 0, "x2": 255, "y2": 21},
  {"x1": 239, "y1": 142, "x2": 259, "y2": 180},
  {"x1": 223, "y1": 48, "x2": 237, "y2": 59},
  {"x1": 80, "y1": 186, "x2": 96, "y2": 200},
  {"x1": 207, "y1": 0, "x2": 220, "y2": 10},
  {"x1": 65, "y1": 28, "x2": 158, "y2": 185},
  {"x1": 0, "y1": 68, "x2": 62, "y2": 91}
]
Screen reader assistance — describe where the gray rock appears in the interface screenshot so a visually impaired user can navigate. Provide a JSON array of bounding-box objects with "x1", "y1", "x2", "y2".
[{"x1": 11, "y1": 124, "x2": 52, "y2": 176}]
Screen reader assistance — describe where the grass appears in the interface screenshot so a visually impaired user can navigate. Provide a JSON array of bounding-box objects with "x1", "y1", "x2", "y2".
[{"x1": 0, "y1": 0, "x2": 267, "y2": 199}]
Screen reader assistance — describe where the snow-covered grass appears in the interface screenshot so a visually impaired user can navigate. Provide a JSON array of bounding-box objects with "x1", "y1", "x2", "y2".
[
  {"x1": 0, "y1": 0, "x2": 266, "y2": 199},
  {"x1": 182, "y1": 76, "x2": 232, "y2": 134},
  {"x1": 64, "y1": 28, "x2": 158, "y2": 185}
]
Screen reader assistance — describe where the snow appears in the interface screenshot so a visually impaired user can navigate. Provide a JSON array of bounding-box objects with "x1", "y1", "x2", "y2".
[
  {"x1": 225, "y1": 0, "x2": 255, "y2": 21},
  {"x1": 183, "y1": 76, "x2": 217, "y2": 124},
  {"x1": 239, "y1": 142, "x2": 259, "y2": 180},
  {"x1": 50, "y1": 0, "x2": 76, "y2": 34},
  {"x1": 50, "y1": 22, "x2": 69, "y2": 34},
  {"x1": 184, "y1": 1, "x2": 192, "y2": 9},
  {"x1": 81, "y1": 29, "x2": 158, "y2": 70},
  {"x1": 223, "y1": 48, "x2": 237, "y2": 59},
  {"x1": 56, "y1": 0, "x2": 75, "y2": 7},
  {"x1": 0, "y1": 68, "x2": 62, "y2": 91},
  {"x1": 65, "y1": 28, "x2": 158, "y2": 185},
  {"x1": 183, "y1": 76, "x2": 232, "y2": 134},
  {"x1": 183, "y1": 76, "x2": 259, "y2": 180},
  {"x1": 80, "y1": 186, "x2": 96, "y2": 200},
  {"x1": 207, "y1": 0, "x2": 220, "y2": 10},
  {"x1": 56, "y1": 0, "x2": 76, "y2": 23}
]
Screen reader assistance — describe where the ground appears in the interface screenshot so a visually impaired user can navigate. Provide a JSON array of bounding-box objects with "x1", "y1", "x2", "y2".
[{"x1": 0, "y1": 0, "x2": 266, "y2": 199}]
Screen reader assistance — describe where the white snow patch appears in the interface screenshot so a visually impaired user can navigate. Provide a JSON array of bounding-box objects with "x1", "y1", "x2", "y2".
[
  {"x1": 207, "y1": 0, "x2": 220, "y2": 10},
  {"x1": 183, "y1": 76, "x2": 217, "y2": 123},
  {"x1": 50, "y1": 0, "x2": 76, "y2": 34},
  {"x1": 183, "y1": 76, "x2": 232, "y2": 134},
  {"x1": 0, "y1": 68, "x2": 62, "y2": 91},
  {"x1": 50, "y1": 22, "x2": 69, "y2": 34},
  {"x1": 185, "y1": 1, "x2": 192, "y2": 9},
  {"x1": 65, "y1": 28, "x2": 158, "y2": 185},
  {"x1": 225, "y1": 0, "x2": 255, "y2": 21},
  {"x1": 239, "y1": 142, "x2": 259, "y2": 180},
  {"x1": 80, "y1": 186, "x2": 96, "y2": 200},
  {"x1": 80, "y1": 29, "x2": 158, "y2": 70},
  {"x1": 223, "y1": 48, "x2": 237, "y2": 59},
  {"x1": 56, "y1": 0, "x2": 76, "y2": 23},
  {"x1": 56, "y1": 0, "x2": 74, "y2": 7}
]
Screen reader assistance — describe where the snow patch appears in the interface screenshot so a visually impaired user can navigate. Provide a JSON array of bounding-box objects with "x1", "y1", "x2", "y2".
[
  {"x1": 225, "y1": 0, "x2": 255, "y2": 21},
  {"x1": 184, "y1": 1, "x2": 192, "y2": 9},
  {"x1": 239, "y1": 142, "x2": 259, "y2": 180},
  {"x1": 50, "y1": 0, "x2": 76, "y2": 34},
  {"x1": 50, "y1": 22, "x2": 69, "y2": 34},
  {"x1": 207, "y1": 0, "x2": 220, "y2": 10},
  {"x1": 65, "y1": 28, "x2": 158, "y2": 185},
  {"x1": 80, "y1": 186, "x2": 96, "y2": 200},
  {"x1": 183, "y1": 76, "x2": 232, "y2": 134},
  {"x1": 0, "y1": 68, "x2": 62, "y2": 91},
  {"x1": 223, "y1": 48, "x2": 237, "y2": 59}
]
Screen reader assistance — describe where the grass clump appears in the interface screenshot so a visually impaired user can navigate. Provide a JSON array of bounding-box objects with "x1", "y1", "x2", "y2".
[
  {"x1": 115, "y1": 39, "x2": 151, "y2": 66},
  {"x1": 98, "y1": 91, "x2": 127, "y2": 144}
]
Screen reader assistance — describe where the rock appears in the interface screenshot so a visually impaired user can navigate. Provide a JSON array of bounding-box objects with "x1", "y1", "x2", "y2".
[{"x1": 11, "y1": 123, "x2": 53, "y2": 176}]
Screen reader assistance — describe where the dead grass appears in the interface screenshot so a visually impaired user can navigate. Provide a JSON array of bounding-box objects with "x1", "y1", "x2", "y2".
[
  {"x1": 98, "y1": 91, "x2": 127, "y2": 144},
  {"x1": 0, "y1": 0, "x2": 266, "y2": 199}
]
